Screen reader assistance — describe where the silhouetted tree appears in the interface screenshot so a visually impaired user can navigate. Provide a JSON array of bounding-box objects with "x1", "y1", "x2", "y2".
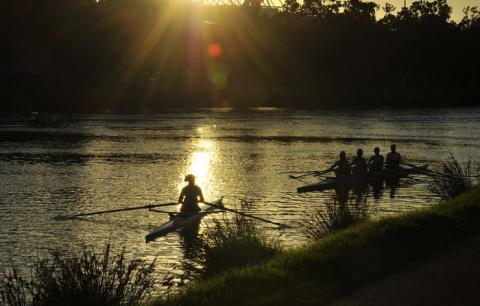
[{"x1": 0, "y1": 0, "x2": 479, "y2": 112}]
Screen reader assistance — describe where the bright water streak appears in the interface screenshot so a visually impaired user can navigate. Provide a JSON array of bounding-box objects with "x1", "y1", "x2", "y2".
[{"x1": 0, "y1": 108, "x2": 479, "y2": 287}]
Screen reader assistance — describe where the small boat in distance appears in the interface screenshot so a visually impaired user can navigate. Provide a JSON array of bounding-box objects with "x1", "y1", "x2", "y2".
[
  {"x1": 26, "y1": 112, "x2": 69, "y2": 129},
  {"x1": 145, "y1": 197, "x2": 224, "y2": 242},
  {"x1": 297, "y1": 165, "x2": 429, "y2": 193}
]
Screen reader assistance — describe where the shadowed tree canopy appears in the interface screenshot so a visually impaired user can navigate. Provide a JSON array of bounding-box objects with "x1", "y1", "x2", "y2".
[{"x1": 0, "y1": 0, "x2": 479, "y2": 113}]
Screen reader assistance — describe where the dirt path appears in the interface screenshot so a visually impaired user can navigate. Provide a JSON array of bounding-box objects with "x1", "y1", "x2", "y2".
[{"x1": 332, "y1": 234, "x2": 480, "y2": 306}]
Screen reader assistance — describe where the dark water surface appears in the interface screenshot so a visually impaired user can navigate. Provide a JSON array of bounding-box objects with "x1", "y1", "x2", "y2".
[{"x1": 1, "y1": 108, "x2": 479, "y2": 287}]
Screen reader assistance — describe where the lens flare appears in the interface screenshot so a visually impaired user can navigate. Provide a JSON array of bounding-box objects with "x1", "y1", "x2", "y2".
[{"x1": 207, "y1": 43, "x2": 222, "y2": 58}]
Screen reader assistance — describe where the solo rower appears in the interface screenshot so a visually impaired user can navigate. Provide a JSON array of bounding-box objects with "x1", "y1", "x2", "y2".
[
  {"x1": 386, "y1": 144, "x2": 401, "y2": 171},
  {"x1": 178, "y1": 174, "x2": 204, "y2": 213},
  {"x1": 368, "y1": 147, "x2": 384, "y2": 174}
]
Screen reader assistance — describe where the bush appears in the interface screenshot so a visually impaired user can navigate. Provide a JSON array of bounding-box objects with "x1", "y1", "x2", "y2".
[
  {"x1": 304, "y1": 193, "x2": 374, "y2": 240},
  {"x1": 0, "y1": 245, "x2": 156, "y2": 306},
  {"x1": 199, "y1": 213, "x2": 281, "y2": 277},
  {"x1": 429, "y1": 155, "x2": 479, "y2": 199},
  {"x1": 162, "y1": 212, "x2": 281, "y2": 289}
]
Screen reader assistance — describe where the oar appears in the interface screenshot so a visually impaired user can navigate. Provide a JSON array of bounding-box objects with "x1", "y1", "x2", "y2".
[
  {"x1": 53, "y1": 202, "x2": 178, "y2": 220},
  {"x1": 278, "y1": 170, "x2": 317, "y2": 174},
  {"x1": 400, "y1": 162, "x2": 428, "y2": 171},
  {"x1": 400, "y1": 162, "x2": 458, "y2": 178},
  {"x1": 288, "y1": 169, "x2": 332, "y2": 180},
  {"x1": 288, "y1": 171, "x2": 317, "y2": 179},
  {"x1": 203, "y1": 201, "x2": 294, "y2": 229}
]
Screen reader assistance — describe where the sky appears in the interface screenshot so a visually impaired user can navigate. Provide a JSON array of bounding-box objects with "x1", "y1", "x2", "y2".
[{"x1": 375, "y1": 0, "x2": 479, "y2": 21}]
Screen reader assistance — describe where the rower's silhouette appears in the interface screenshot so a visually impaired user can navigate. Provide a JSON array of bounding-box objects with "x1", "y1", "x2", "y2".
[
  {"x1": 386, "y1": 144, "x2": 402, "y2": 171},
  {"x1": 351, "y1": 148, "x2": 367, "y2": 176},
  {"x1": 178, "y1": 174, "x2": 204, "y2": 213},
  {"x1": 368, "y1": 147, "x2": 384, "y2": 175},
  {"x1": 328, "y1": 151, "x2": 351, "y2": 178}
]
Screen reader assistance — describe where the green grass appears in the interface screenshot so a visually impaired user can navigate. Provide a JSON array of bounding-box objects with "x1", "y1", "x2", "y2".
[{"x1": 147, "y1": 188, "x2": 480, "y2": 306}]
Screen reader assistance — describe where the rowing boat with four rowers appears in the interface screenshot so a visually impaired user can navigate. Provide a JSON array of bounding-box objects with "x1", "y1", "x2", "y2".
[
  {"x1": 297, "y1": 164, "x2": 428, "y2": 193},
  {"x1": 296, "y1": 145, "x2": 429, "y2": 193}
]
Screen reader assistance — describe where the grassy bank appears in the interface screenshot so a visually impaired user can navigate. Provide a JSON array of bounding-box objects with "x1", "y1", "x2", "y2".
[{"x1": 148, "y1": 188, "x2": 480, "y2": 306}]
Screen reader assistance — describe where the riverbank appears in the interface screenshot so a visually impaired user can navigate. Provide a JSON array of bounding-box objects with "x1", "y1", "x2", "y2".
[
  {"x1": 332, "y1": 232, "x2": 480, "y2": 306},
  {"x1": 148, "y1": 188, "x2": 480, "y2": 306}
]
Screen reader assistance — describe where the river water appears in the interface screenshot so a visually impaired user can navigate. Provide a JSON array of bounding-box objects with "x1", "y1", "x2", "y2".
[{"x1": 0, "y1": 107, "x2": 479, "y2": 285}]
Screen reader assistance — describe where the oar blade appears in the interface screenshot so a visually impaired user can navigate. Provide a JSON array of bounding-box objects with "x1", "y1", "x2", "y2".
[{"x1": 53, "y1": 215, "x2": 74, "y2": 221}]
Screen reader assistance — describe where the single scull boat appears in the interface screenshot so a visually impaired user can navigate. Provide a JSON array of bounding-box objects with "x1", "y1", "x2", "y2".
[{"x1": 145, "y1": 197, "x2": 224, "y2": 242}]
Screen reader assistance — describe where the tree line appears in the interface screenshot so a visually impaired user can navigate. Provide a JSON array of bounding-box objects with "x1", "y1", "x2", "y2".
[{"x1": 1, "y1": 0, "x2": 479, "y2": 113}]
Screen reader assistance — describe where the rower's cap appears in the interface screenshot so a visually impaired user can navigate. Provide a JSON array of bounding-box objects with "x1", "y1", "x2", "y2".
[{"x1": 184, "y1": 174, "x2": 195, "y2": 182}]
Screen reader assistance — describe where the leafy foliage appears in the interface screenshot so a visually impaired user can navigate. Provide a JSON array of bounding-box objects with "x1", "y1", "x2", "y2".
[{"x1": 1, "y1": 0, "x2": 479, "y2": 112}]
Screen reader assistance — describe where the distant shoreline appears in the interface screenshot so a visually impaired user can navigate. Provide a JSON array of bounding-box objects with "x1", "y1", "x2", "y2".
[{"x1": 1, "y1": 102, "x2": 480, "y2": 116}]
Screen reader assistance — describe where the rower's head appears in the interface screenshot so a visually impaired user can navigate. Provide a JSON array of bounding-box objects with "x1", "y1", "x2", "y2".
[
  {"x1": 339, "y1": 151, "x2": 346, "y2": 160},
  {"x1": 391, "y1": 144, "x2": 397, "y2": 152},
  {"x1": 184, "y1": 174, "x2": 196, "y2": 185},
  {"x1": 374, "y1": 147, "x2": 380, "y2": 155},
  {"x1": 357, "y1": 148, "x2": 363, "y2": 157}
]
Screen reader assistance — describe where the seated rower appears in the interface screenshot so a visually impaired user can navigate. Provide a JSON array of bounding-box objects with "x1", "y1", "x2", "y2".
[
  {"x1": 178, "y1": 174, "x2": 204, "y2": 213},
  {"x1": 368, "y1": 147, "x2": 384, "y2": 174},
  {"x1": 327, "y1": 151, "x2": 351, "y2": 178},
  {"x1": 386, "y1": 144, "x2": 401, "y2": 171},
  {"x1": 351, "y1": 148, "x2": 367, "y2": 176}
]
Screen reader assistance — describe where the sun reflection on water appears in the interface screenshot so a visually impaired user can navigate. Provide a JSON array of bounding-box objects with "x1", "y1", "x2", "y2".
[{"x1": 178, "y1": 139, "x2": 216, "y2": 199}]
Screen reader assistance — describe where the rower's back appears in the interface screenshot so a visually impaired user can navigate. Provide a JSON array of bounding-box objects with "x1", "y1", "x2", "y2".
[
  {"x1": 179, "y1": 174, "x2": 204, "y2": 213},
  {"x1": 368, "y1": 147, "x2": 384, "y2": 174},
  {"x1": 386, "y1": 144, "x2": 401, "y2": 171},
  {"x1": 180, "y1": 184, "x2": 203, "y2": 213},
  {"x1": 334, "y1": 151, "x2": 351, "y2": 178},
  {"x1": 352, "y1": 149, "x2": 367, "y2": 176}
]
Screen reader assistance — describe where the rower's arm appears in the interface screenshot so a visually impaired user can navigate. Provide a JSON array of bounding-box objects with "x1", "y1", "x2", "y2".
[
  {"x1": 328, "y1": 161, "x2": 338, "y2": 170},
  {"x1": 198, "y1": 188, "x2": 205, "y2": 203},
  {"x1": 178, "y1": 189, "x2": 185, "y2": 203}
]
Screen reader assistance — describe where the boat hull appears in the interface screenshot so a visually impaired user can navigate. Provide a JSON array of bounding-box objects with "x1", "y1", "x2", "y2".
[
  {"x1": 145, "y1": 198, "x2": 223, "y2": 242},
  {"x1": 297, "y1": 165, "x2": 428, "y2": 193}
]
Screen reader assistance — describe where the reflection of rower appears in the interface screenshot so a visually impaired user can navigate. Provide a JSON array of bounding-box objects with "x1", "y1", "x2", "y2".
[
  {"x1": 327, "y1": 151, "x2": 351, "y2": 178},
  {"x1": 386, "y1": 144, "x2": 401, "y2": 171},
  {"x1": 368, "y1": 147, "x2": 384, "y2": 175},
  {"x1": 178, "y1": 174, "x2": 205, "y2": 213}
]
